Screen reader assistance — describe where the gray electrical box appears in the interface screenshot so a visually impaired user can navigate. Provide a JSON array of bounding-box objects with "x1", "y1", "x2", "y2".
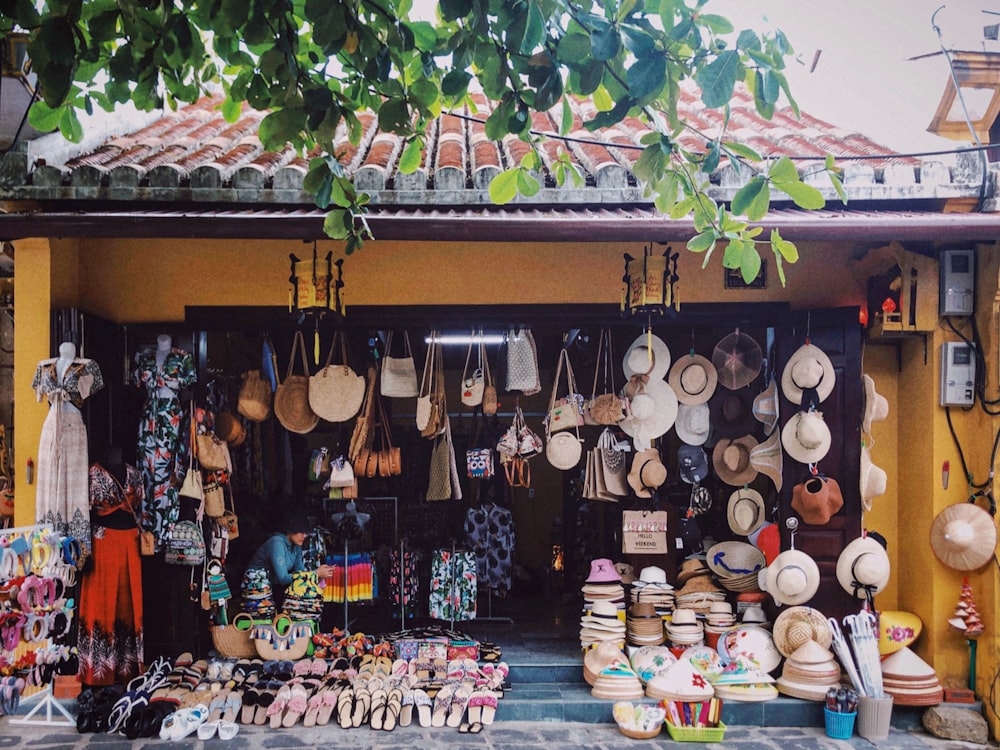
[
  {"x1": 940, "y1": 341, "x2": 976, "y2": 407},
  {"x1": 939, "y1": 249, "x2": 975, "y2": 316}
]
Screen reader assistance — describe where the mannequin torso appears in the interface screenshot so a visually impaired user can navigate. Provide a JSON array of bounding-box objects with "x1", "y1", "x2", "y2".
[
  {"x1": 56, "y1": 342, "x2": 76, "y2": 382},
  {"x1": 155, "y1": 335, "x2": 174, "y2": 398}
]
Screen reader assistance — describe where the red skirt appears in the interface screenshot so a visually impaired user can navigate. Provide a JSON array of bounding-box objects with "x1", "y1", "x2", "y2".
[{"x1": 77, "y1": 526, "x2": 144, "y2": 686}]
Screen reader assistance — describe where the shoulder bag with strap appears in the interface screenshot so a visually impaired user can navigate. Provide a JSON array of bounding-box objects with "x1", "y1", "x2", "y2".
[
  {"x1": 545, "y1": 350, "x2": 583, "y2": 471},
  {"x1": 309, "y1": 330, "x2": 365, "y2": 422},
  {"x1": 461, "y1": 332, "x2": 485, "y2": 407},
  {"x1": 381, "y1": 331, "x2": 419, "y2": 398},
  {"x1": 273, "y1": 331, "x2": 319, "y2": 434}
]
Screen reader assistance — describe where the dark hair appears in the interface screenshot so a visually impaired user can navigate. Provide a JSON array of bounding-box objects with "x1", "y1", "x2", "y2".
[{"x1": 281, "y1": 511, "x2": 312, "y2": 535}]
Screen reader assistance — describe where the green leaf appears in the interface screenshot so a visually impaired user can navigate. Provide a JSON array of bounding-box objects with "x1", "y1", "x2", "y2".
[
  {"x1": 699, "y1": 14, "x2": 734, "y2": 34},
  {"x1": 398, "y1": 138, "x2": 424, "y2": 173},
  {"x1": 669, "y1": 196, "x2": 695, "y2": 219},
  {"x1": 440, "y1": 0, "x2": 472, "y2": 21},
  {"x1": 768, "y1": 156, "x2": 798, "y2": 184},
  {"x1": 57, "y1": 105, "x2": 83, "y2": 143},
  {"x1": 722, "y1": 141, "x2": 762, "y2": 163},
  {"x1": 328, "y1": 176, "x2": 352, "y2": 208},
  {"x1": 771, "y1": 229, "x2": 799, "y2": 263},
  {"x1": 517, "y1": 169, "x2": 540, "y2": 196},
  {"x1": 535, "y1": 68, "x2": 563, "y2": 111},
  {"x1": 730, "y1": 176, "x2": 765, "y2": 216},
  {"x1": 829, "y1": 171, "x2": 847, "y2": 204},
  {"x1": 405, "y1": 21, "x2": 438, "y2": 52},
  {"x1": 489, "y1": 168, "x2": 520, "y2": 204},
  {"x1": 737, "y1": 245, "x2": 760, "y2": 283},
  {"x1": 520, "y1": 3, "x2": 545, "y2": 55},
  {"x1": 590, "y1": 19, "x2": 620, "y2": 61},
  {"x1": 687, "y1": 230, "x2": 717, "y2": 254},
  {"x1": 27, "y1": 101, "x2": 63, "y2": 133},
  {"x1": 221, "y1": 97, "x2": 242, "y2": 122},
  {"x1": 557, "y1": 33, "x2": 592, "y2": 63},
  {"x1": 258, "y1": 107, "x2": 306, "y2": 150},
  {"x1": 315, "y1": 173, "x2": 333, "y2": 209},
  {"x1": 377, "y1": 97, "x2": 411, "y2": 132},
  {"x1": 323, "y1": 208, "x2": 352, "y2": 239},
  {"x1": 694, "y1": 49, "x2": 738, "y2": 108},
  {"x1": 760, "y1": 68, "x2": 780, "y2": 104},
  {"x1": 442, "y1": 69, "x2": 472, "y2": 98},
  {"x1": 774, "y1": 70, "x2": 799, "y2": 117},
  {"x1": 723, "y1": 238, "x2": 746, "y2": 268},
  {"x1": 778, "y1": 180, "x2": 825, "y2": 210},
  {"x1": 304, "y1": 158, "x2": 331, "y2": 195},
  {"x1": 626, "y1": 55, "x2": 665, "y2": 101},
  {"x1": 702, "y1": 140, "x2": 720, "y2": 175}
]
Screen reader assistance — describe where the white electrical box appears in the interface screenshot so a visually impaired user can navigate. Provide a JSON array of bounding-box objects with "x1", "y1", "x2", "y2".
[
  {"x1": 939, "y1": 249, "x2": 975, "y2": 316},
  {"x1": 940, "y1": 341, "x2": 976, "y2": 407}
]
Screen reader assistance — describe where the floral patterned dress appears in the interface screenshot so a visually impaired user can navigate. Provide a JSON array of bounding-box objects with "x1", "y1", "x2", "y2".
[
  {"x1": 79, "y1": 463, "x2": 145, "y2": 686},
  {"x1": 428, "y1": 548, "x2": 477, "y2": 621},
  {"x1": 132, "y1": 347, "x2": 197, "y2": 546},
  {"x1": 32, "y1": 358, "x2": 104, "y2": 556}
]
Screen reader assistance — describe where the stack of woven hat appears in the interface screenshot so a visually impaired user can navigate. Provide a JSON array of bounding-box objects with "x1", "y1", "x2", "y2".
[
  {"x1": 590, "y1": 658, "x2": 645, "y2": 700},
  {"x1": 582, "y1": 558, "x2": 625, "y2": 613},
  {"x1": 242, "y1": 567, "x2": 276, "y2": 619},
  {"x1": 646, "y1": 657, "x2": 715, "y2": 701},
  {"x1": 704, "y1": 601, "x2": 737, "y2": 649},
  {"x1": 584, "y1": 641, "x2": 625, "y2": 687},
  {"x1": 665, "y1": 607, "x2": 704, "y2": 647},
  {"x1": 630, "y1": 565, "x2": 675, "y2": 615},
  {"x1": 674, "y1": 559, "x2": 726, "y2": 614},
  {"x1": 880, "y1": 647, "x2": 944, "y2": 706},
  {"x1": 581, "y1": 599, "x2": 627, "y2": 648},
  {"x1": 706, "y1": 541, "x2": 766, "y2": 593},
  {"x1": 627, "y1": 601, "x2": 665, "y2": 646},
  {"x1": 776, "y1": 640, "x2": 842, "y2": 700},
  {"x1": 710, "y1": 656, "x2": 779, "y2": 702},
  {"x1": 283, "y1": 571, "x2": 325, "y2": 620}
]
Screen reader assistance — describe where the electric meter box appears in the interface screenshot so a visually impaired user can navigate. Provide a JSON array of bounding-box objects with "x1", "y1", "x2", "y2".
[
  {"x1": 940, "y1": 341, "x2": 976, "y2": 407},
  {"x1": 939, "y1": 249, "x2": 975, "y2": 317}
]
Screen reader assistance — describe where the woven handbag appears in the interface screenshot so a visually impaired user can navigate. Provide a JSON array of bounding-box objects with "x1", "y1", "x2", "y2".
[
  {"x1": 274, "y1": 331, "x2": 319, "y2": 434},
  {"x1": 587, "y1": 330, "x2": 626, "y2": 425},
  {"x1": 164, "y1": 520, "x2": 206, "y2": 565},
  {"x1": 426, "y1": 431, "x2": 452, "y2": 501},
  {"x1": 196, "y1": 432, "x2": 231, "y2": 472},
  {"x1": 505, "y1": 327, "x2": 541, "y2": 394},
  {"x1": 252, "y1": 616, "x2": 313, "y2": 661},
  {"x1": 380, "y1": 331, "x2": 419, "y2": 398},
  {"x1": 211, "y1": 613, "x2": 257, "y2": 658},
  {"x1": 237, "y1": 370, "x2": 272, "y2": 422},
  {"x1": 203, "y1": 479, "x2": 225, "y2": 518},
  {"x1": 309, "y1": 331, "x2": 365, "y2": 422}
]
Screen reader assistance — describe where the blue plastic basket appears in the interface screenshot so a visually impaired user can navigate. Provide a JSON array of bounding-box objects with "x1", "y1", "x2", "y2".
[{"x1": 824, "y1": 708, "x2": 857, "y2": 740}]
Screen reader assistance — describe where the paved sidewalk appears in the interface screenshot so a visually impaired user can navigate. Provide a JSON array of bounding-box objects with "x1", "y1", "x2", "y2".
[{"x1": 0, "y1": 719, "x2": 993, "y2": 749}]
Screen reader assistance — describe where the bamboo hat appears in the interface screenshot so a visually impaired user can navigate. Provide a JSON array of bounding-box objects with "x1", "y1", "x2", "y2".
[{"x1": 929, "y1": 503, "x2": 998, "y2": 571}]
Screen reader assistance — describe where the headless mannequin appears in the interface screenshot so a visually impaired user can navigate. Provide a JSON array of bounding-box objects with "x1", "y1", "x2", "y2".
[
  {"x1": 154, "y1": 335, "x2": 174, "y2": 399},
  {"x1": 55, "y1": 342, "x2": 81, "y2": 414}
]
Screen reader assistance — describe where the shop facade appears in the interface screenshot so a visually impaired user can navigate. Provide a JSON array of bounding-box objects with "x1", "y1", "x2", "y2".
[{"x1": 0, "y1": 92, "x2": 998, "y2": 734}]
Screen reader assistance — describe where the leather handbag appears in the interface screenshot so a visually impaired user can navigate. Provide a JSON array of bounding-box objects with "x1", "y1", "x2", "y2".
[
  {"x1": 309, "y1": 330, "x2": 365, "y2": 422},
  {"x1": 373, "y1": 393, "x2": 401, "y2": 477},
  {"x1": 380, "y1": 331, "x2": 419, "y2": 398},
  {"x1": 420, "y1": 354, "x2": 447, "y2": 439},
  {"x1": 237, "y1": 369, "x2": 272, "y2": 422},
  {"x1": 460, "y1": 332, "x2": 485, "y2": 407},
  {"x1": 274, "y1": 331, "x2": 319, "y2": 434},
  {"x1": 349, "y1": 367, "x2": 377, "y2": 463}
]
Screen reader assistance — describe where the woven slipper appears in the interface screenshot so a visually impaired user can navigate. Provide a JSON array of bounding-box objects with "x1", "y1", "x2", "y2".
[
  {"x1": 369, "y1": 688, "x2": 388, "y2": 730},
  {"x1": 382, "y1": 687, "x2": 403, "y2": 731},
  {"x1": 431, "y1": 683, "x2": 454, "y2": 728},
  {"x1": 316, "y1": 686, "x2": 341, "y2": 727},
  {"x1": 351, "y1": 686, "x2": 372, "y2": 728},
  {"x1": 282, "y1": 682, "x2": 310, "y2": 727},
  {"x1": 337, "y1": 687, "x2": 355, "y2": 729},
  {"x1": 447, "y1": 685, "x2": 472, "y2": 728},
  {"x1": 398, "y1": 688, "x2": 414, "y2": 727},
  {"x1": 267, "y1": 684, "x2": 292, "y2": 728}
]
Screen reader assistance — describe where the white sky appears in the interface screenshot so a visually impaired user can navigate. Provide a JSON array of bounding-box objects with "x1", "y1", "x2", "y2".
[{"x1": 708, "y1": 0, "x2": 1000, "y2": 154}]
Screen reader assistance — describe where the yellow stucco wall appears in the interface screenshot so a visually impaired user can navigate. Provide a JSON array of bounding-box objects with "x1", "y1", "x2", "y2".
[{"x1": 11, "y1": 233, "x2": 1000, "y2": 732}]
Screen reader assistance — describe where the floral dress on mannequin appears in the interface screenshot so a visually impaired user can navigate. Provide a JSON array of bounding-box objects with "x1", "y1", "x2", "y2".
[
  {"x1": 132, "y1": 347, "x2": 196, "y2": 546},
  {"x1": 32, "y1": 357, "x2": 104, "y2": 557}
]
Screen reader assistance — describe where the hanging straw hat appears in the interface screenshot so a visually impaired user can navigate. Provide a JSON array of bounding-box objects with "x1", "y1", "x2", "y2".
[
  {"x1": 781, "y1": 343, "x2": 835, "y2": 407},
  {"x1": 708, "y1": 389, "x2": 756, "y2": 439},
  {"x1": 860, "y1": 447, "x2": 888, "y2": 512},
  {"x1": 627, "y1": 449, "x2": 668, "y2": 498},
  {"x1": 752, "y1": 376, "x2": 780, "y2": 436},
  {"x1": 727, "y1": 488, "x2": 767, "y2": 536},
  {"x1": 706, "y1": 541, "x2": 766, "y2": 578},
  {"x1": 620, "y1": 379, "x2": 678, "y2": 450},
  {"x1": 791, "y1": 475, "x2": 844, "y2": 525},
  {"x1": 674, "y1": 403, "x2": 711, "y2": 446},
  {"x1": 780, "y1": 411, "x2": 831, "y2": 465},
  {"x1": 862, "y1": 373, "x2": 889, "y2": 436},
  {"x1": 929, "y1": 503, "x2": 998, "y2": 571},
  {"x1": 712, "y1": 435, "x2": 759, "y2": 486},
  {"x1": 836, "y1": 535, "x2": 891, "y2": 598},
  {"x1": 749, "y1": 430, "x2": 784, "y2": 492},
  {"x1": 668, "y1": 354, "x2": 718, "y2": 405},
  {"x1": 622, "y1": 333, "x2": 671, "y2": 382},
  {"x1": 712, "y1": 331, "x2": 762, "y2": 390},
  {"x1": 762, "y1": 550, "x2": 820, "y2": 607}
]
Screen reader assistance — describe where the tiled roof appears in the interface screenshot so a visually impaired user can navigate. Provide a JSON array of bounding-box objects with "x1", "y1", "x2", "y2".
[{"x1": 0, "y1": 85, "x2": 985, "y2": 208}]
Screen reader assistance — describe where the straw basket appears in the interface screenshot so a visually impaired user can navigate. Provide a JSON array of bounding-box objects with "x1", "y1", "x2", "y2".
[
  {"x1": 617, "y1": 724, "x2": 661, "y2": 740},
  {"x1": 211, "y1": 615, "x2": 257, "y2": 659}
]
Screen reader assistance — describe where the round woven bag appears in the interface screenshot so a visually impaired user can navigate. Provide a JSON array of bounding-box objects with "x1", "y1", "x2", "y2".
[
  {"x1": 274, "y1": 376, "x2": 319, "y2": 434},
  {"x1": 546, "y1": 432, "x2": 583, "y2": 470},
  {"x1": 309, "y1": 365, "x2": 365, "y2": 423}
]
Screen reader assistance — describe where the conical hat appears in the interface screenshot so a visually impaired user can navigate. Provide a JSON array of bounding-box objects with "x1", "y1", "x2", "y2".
[
  {"x1": 772, "y1": 606, "x2": 832, "y2": 657},
  {"x1": 881, "y1": 646, "x2": 936, "y2": 679},
  {"x1": 712, "y1": 656, "x2": 775, "y2": 685},
  {"x1": 929, "y1": 503, "x2": 998, "y2": 571},
  {"x1": 786, "y1": 639, "x2": 836, "y2": 666},
  {"x1": 749, "y1": 430, "x2": 784, "y2": 492},
  {"x1": 647, "y1": 658, "x2": 714, "y2": 700}
]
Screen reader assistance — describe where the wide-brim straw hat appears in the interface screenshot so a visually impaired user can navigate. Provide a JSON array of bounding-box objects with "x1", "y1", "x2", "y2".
[
  {"x1": 623, "y1": 333, "x2": 671, "y2": 382},
  {"x1": 836, "y1": 535, "x2": 891, "y2": 598},
  {"x1": 676, "y1": 557, "x2": 711, "y2": 584},
  {"x1": 712, "y1": 435, "x2": 759, "y2": 486},
  {"x1": 762, "y1": 550, "x2": 820, "y2": 607},
  {"x1": 771, "y1": 607, "x2": 833, "y2": 657},
  {"x1": 929, "y1": 503, "x2": 998, "y2": 571},
  {"x1": 637, "y1": 565, "x2": 668, "y2": 585},
  {"x1": 862, "y1": 373, "x2": 890, "y2": 436},
  {"x1": 791, "y1": 475, "x2": 844, "y2": 525},
  {"x1": 712, "y1": 330, "x2": 763, "y2": 390},
  {"x1": 781, "y1": 410, "x2": 831, "y2": 465},
  {"x1": 749, "y1": 431, "x2": 784, "y2": 492},
  {"x1": 675, "y1": 403, "x2": 711, "y2": 446},
  {"x1": 727, "y1": 488, "x2": 767, "y2": 536},
  {"x1": 708, "y1": 389, "x2": 757, "y2": 439},
  {"x1": 752, "y1": 375, "x2": 780, "y2": 436},
  {"x1": 706, "y1": 541, "x2": 766, "y2": 579},
  {"x1": 627, "y1": 448, "x2": 669, "y2": 498},
  {"x1": 860, "y1": 446, "x2": 888, "y2": 512},
  {"x1": 620, "y1": 379, "x2": 678, "y2": 449},
  {"x1": 668, "y1": 353, "x2": 718, "y2": 405},
  {"x1": 781, "y1": 343, "x2": 835, "y2": 406}
]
